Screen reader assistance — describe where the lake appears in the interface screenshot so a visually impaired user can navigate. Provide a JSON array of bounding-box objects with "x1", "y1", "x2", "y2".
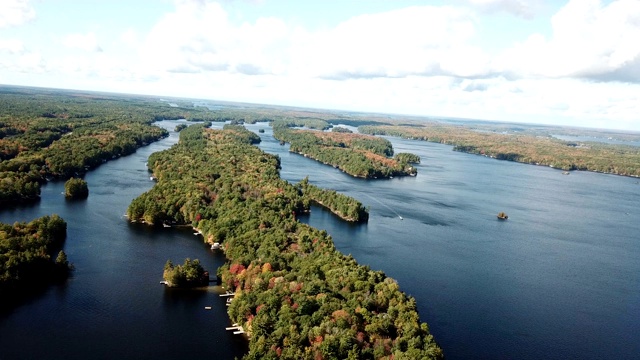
[
  {"x1": 1, "y1": 120, "x2": 638, "y2": 360},
  {"x1": 0, "y1": 121, "x2": 248, "y2": 360}
]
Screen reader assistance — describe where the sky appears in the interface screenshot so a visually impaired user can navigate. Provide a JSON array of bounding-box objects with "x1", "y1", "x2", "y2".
[{"x1": 1, "y1": 0, "x2": 640, "y2": 131}]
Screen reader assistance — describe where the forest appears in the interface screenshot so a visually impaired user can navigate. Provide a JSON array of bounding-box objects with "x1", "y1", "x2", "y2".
[
  {"x1": 127, "y1": 124, "x2": 443, "y2": 359},
  {"x1": 0, "y1": 86, "x2": 220, "y2": 204},
  {"x1": 200, "y1": 102, "x2": 640, "y2": 177},
  {"x1": 272, "y1": 120, "x2": 418, "y2": 179},
  {"x1": 0, "y1": 215, "x2": 70, "y2": 304},
  {"x1": 359, "y1": 124, "x2": 640, "y2": 177}
]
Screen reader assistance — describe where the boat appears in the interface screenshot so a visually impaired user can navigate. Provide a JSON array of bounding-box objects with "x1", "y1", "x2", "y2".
[
  {"x1": 497, "y1": 212, "x2": 508, "y2": 220},
  {"x1": 211, "y1": 242, "x2": 220, "y2": 250},
  {"x1": 162, "y1": 223, "x2": 171, "y2": 228},
  {"x1": 398, "y1": 216, "x2": 403, "y2": 220},
  {"x1": 562, "y1": 171, "x2": 570, "y2": 175}
]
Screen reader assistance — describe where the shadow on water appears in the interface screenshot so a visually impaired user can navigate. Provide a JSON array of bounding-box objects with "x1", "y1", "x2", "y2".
[
  {"x1": 162, "y1": 286, "x2": 209, "y2": 305},
  {"x1": 0, "y1": 279, "x2": 69, "y2": 318}
]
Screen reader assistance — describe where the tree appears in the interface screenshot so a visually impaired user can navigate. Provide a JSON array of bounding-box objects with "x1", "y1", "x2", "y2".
[
  {"x1": 55, "y1": 250, "x2": 69, "y2": 266},
  {"x1": 64, "y1": 177, "x2": 89, "y2": 199}
]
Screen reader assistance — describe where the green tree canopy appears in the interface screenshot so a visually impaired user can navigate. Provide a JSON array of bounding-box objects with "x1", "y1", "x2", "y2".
[{"x1": 64, "y1": 177, "x2": 89, "y2": 199}]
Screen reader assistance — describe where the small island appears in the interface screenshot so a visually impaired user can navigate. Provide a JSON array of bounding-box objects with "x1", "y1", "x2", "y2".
[
  {"x1": 64, "y1": 178, "x2": 89, "y2": 199},
  {"x1": 162, "y1": 258, "x2": 209, "y2": 288}
]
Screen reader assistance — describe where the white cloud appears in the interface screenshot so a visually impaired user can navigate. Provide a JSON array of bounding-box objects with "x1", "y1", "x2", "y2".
[
  {"x1": 3, "y1": 0, "x2": 640, "y2": 131},
  {"x1": 494, "y1": 0, "x2": 640, "y2": 82},
  {"x1": 465, "y1": 0, "x2": 536, "y2": 18},
  {"x1": 62, "y1": 32, "x2": 103, "y2": 52},
  {"x1": 17, "y1": 51, "x2": 46, "y2": 73},
  {"x1": 139, "y1": 1, "x2": 289, "y2": 76},
  {"x1": 119, "y1": 29, "x2": 141, "y2": 49},
  {"x1": 136, "y1": 3, "x2": 492, "y2": 81},
  {"x1": 0, "y1": 39, "x2": 24, "y2": 54},
  {"x1": 0, "y1": 0, "x2": 35, "y2": 28},
  {"x1": 292, "y1": 6, "x2": 488, "y2": 80}
]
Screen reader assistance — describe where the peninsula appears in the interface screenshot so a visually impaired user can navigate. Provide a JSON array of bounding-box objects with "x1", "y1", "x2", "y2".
[
  {"x1": 127, "y1": 124, "x2": 443, "y2": 359},
  {"x1": 273, "y1": 120, "x2": 418, "y2": 179}
]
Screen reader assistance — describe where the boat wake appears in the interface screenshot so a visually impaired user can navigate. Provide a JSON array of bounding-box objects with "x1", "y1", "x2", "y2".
[{"x1": 361, "y1": 193, "x2": 403, "y2": 220}]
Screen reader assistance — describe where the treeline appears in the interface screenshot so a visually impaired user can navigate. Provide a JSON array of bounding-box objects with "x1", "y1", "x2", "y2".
[
  {"x1": 273, "y1": 121, "x2": 418, "y2": 179},
  {"x1": 0, "y1": 215, "x2": 70, "y2": 298},
  {"x1": 205, "y1": 107, "x2": 350, "y2": 128},
  {"x1": 297, "y1": 177, "x2": 369, "y2": 223},
  {"x1": 0, "y1": 86, "x2": 220, "y2": 205},
  {"x1": 127, "y1": 125, "x2": 442, "y2": 359},
  {"x1": 359, "y1": 124, "x2": 640, "y2": 176}
]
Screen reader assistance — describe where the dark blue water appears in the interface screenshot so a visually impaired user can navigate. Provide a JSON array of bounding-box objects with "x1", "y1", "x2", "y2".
[
  {"x1": 244, "y1": 122, "x2": 640, "y2": 360},
  {"x1": 2, "y1": 120, "x2": 638, "y2": 360},
  {"x1": 0, "y1": 120, "x2": 247, "y2": 360}
]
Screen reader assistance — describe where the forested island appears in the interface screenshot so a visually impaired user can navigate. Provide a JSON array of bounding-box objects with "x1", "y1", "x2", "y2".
[
  {"x1": 162, "y1": 258, "x2": 209, "y2": 288},
  {"x1": 0, "y1": 215, "x2": 70, "y2": 305},
  {"x1": 0, "y1": 86, "x2": 220, "y2": 205},
  {"x1": 273, "y1": 120, "x2": 418, "y2": 179},
  {"x1": 127, "y1": 124, "x2": 443, "y2": 359},
  {"x1": 64, "y1": 177, "x2": 89, "y2": 199}
]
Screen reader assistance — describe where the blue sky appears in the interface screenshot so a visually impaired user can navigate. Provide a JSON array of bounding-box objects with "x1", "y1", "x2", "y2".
[{"x1": 1, "y1": 0, "x2": 639, "y2": 131}]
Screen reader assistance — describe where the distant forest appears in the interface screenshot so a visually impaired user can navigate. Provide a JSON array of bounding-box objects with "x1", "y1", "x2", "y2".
[
  {"x1": 0, "y1": 86, "x2": 221, "y2": 204},
  {"x1": 199, "y1": 102, "x2": 640, "y2": 178}
]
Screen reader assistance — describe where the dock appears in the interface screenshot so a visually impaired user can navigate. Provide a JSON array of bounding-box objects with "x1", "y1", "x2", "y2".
[
  {"x1": 219, "y1": 292, "x2": 235, "y2": 297},
  {"x1": 225, "y1": 325, "x2": 244, "y2": 335}
]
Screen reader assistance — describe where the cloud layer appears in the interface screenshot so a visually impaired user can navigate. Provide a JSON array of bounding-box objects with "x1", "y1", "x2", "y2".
[
  {"x1": 0, "y1": 0, "x2": 35, "y2": 28},
  {"x1": 1, "y1": 0, "x2": 640, "y2": 130}
]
